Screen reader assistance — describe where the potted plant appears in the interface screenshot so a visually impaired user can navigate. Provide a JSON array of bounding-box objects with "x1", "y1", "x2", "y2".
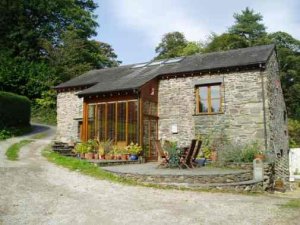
[
  {"x1": 254, "y1": 150, "x2": 266, "y2": 161},
  {"x1": 98, "y1": 144, "x2": 105, "y2": 159},
  {"x1": 112, "y1": 146, "x2": 121, "y2": 160},
  {"x1": 74, "y1": 142, "x2": 88, "y2": 159},
  {"x1": 101, "y1": 139, "x2": 113, "y2": 159},
  {"x1": 120, "y1": 148, "x2": 128, "y2": 160},
  {"x1": 126, "y1": 142, "x2": 142, "y2": 160},
  {"x1": 84, "y1": 139, "x2": 95, "y2": 160},
  {"x1": 105, "y1": 150, "x2": 114, "y2": 160}
]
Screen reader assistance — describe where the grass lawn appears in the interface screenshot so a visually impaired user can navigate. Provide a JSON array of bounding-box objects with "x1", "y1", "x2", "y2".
[
  {"x1": 42, "y1": 147, "x2": 260, "y2": 195},
  {"x1": 282, "y1": 199, "x2": 300, "y2": 209},
  {"x1": 31, "y1": 132, "x2": 48, "y2": 139},
  {"x1": 42, "y1": 147, "x2": 139, "y2": 186},
  {"x1": 6, "y1": 140, "x2": 33, "y2": 160}
]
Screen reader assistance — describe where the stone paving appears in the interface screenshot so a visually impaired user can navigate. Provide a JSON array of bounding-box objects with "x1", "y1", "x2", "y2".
[{"x1": 102, "y1": 162, "x2": 247, "y2": 176}]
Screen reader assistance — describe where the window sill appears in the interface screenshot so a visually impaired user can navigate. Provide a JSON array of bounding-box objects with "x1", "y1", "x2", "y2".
[{"x1": 192, "y1": 112, "x2": 224, "y2": 116}]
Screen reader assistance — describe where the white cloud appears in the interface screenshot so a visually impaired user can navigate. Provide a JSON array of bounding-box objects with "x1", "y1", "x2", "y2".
[
  {"x1": 109, "y1": 0, "x2": 300, "y2": 46},
  {"x1": 110, "y1": 0, "x2": 211, "y2": 46}
]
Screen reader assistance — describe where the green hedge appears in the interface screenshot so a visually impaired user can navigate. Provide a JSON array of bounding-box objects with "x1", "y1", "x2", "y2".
[{"x1": 0, "y1": 91, "x2": 31, "y2": 128}]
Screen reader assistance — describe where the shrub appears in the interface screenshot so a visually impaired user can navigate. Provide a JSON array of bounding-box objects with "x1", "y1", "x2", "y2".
[
  {"x1": 288, "y1": 119, "x2": 300, "y2": 148},
  {"x1": 31, "y1": 105, "x2": 56, "y2": 125},
  {"x1": 0, "y1": 91, "x2": 31, "y2": 128},
  {"x1": 218, "y1": 141, "x2": 261, "y2": 163}
]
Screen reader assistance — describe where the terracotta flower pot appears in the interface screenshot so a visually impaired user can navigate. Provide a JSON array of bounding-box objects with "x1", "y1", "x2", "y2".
[
  {"x1": 85, "y1": 153, "x2": 93, "y2": 160},
  {"x1": 106, "y1": 155, "x2": 113, "y2": 160},
  {"x1": 210, "y1": 151, "x2": 217, "y2": 161},
  {"x1": 121, "y1": 154, "x2": 127, "y2": 160},
  {"x1": 94, "y1": 153, "x2": 99, "y2": 160},
  {"x1": 80, "y1": 153, "x2": 85, "y2": 159},
  {"x1": 99, "y1": 154, "x2": 105, "y2": 160},
  {"x1": 255, "y1": 154, "x2": 265, "y2": 161}
]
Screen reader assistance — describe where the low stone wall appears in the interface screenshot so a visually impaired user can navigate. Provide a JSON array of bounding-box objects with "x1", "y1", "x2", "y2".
[
  {"x1": 110, "y1": 171, "x2": 252, "y2": 185},
  {"x1": 263, "y1": 162, "x2": 275, "y2": 191},
  {"x1": 223, "y1": 162, "x2": 253, "y2": 170}
]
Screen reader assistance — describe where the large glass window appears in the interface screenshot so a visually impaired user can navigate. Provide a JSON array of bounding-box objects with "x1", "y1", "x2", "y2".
[
  {"x1": 87, "y1": 100, "x2": 138, "y2": 144},
  {"x1": 196, "y1": 84, "x2": 222, "y2": 114}
]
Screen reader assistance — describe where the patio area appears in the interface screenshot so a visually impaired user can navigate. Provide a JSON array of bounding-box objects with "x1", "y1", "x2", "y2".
[
  {"x1": 100, "y1": 162, "x2": 264, "y2": 191},
  {"x1": 102, "y1": 162, "x2": 248, "y2": 176}
]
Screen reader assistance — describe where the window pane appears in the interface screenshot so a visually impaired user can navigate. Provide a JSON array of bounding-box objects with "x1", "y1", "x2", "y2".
[
  {"x1": 117, "y1": 102, "x2": 126, "y2": 141},
  {"x1": 88, "y1": 105, "x2": 95, "y2": 139},
  {"x1": 211, "y1": 99, "x2": 221, "y2": 112},
  {"x1": 128, "y1": 101, "x2": 138, "y2": 143},
  {"x1": 199, "y1": 86, "x2": 208, "y2": 99},
  {"x1": 98, "y1": 104, "x2": 106, "y2": 141},
  {"x1": 107, "y1": 103, "x2": 115, "y2": 141},
  {"x1": 211, "y1": 85, "x2": 220, "y2": 98},
  {"x1": 200, "y1": 99, "x2": 209, "y2": 112}
]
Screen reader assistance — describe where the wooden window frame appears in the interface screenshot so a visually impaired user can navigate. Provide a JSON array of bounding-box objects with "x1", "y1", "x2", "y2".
[
  {"x1": 195, "y1": 83, "x2": 223, "y2": 115},
  {"x1": 86, "y1": 100, "x2": 138, "y2": 144}
]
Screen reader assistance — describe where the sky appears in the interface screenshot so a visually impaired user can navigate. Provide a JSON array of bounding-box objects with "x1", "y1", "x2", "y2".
[{"x1": 94, "y1": 0, "x2": 300, "y2": 65}]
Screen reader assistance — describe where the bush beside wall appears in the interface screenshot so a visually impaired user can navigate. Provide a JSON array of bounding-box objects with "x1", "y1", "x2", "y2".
[{"x1": 0, "y1": 91, "x2": 31, "y2": 128}]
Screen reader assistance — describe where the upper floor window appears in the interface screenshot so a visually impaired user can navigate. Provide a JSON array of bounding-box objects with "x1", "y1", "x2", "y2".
[{"x1": 196, "y1": 84, "x2": 222, "y2": 114}]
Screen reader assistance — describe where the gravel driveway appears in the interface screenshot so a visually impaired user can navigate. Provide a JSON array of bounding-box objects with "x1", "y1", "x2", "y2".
[{"x1": 0, "y1": 125, "x2": 299, "y2": 225}]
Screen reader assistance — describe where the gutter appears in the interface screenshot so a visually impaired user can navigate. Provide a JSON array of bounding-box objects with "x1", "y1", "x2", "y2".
[{"x1": 260, "y1": 64, "x2": 268, "y2": 151}]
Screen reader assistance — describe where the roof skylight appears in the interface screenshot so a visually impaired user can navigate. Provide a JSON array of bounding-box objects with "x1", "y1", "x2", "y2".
[
  {"x1": 147, "y1": 60, "x2": 165, "y2": 66},
  {"x1": 131, "y1": 63, "x2": 148, "y2": 68},
  {"x1": 164, "y1": 57, "x2": 184, "y2": 64}
]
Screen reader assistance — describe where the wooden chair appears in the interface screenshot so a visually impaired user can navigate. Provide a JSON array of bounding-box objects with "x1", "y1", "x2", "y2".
[
  {"x1": 179, "y1": 139, "x2": 197, "y2": 169},
  {"x1": 190, "y1": 140, "x2": 203, "y2": 168},
  {"x1": 155, "y1": 140, "x2": 169, "y2": 168}
]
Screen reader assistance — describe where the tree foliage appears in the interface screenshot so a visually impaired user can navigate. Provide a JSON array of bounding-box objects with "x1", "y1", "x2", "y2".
[
  {"x1": 155, "y1": 32, "x2": 188, "y2": 60},
  {"x1": 0, "y1": 0, "x2": 120, "y2": 102},
  {"x1": 228, "y1": 7, "x2": 267, "y2": 46},
  {"x1": 154, "y1": 32, "x2": 202, "y2": 59}
]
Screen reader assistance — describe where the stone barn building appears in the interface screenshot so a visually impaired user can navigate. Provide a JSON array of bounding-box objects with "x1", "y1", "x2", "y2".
[{"x1": 54, "y1": 44, "x2": 288, "y2": 168}]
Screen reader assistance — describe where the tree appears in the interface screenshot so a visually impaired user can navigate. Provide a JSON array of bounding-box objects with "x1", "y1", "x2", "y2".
[
  {"x1": 228, "y1": 7, "x2": 267, "y2": 46},
  {"x1": 0, "y1": 0, "x2": 98, "y2": 60},
  {"x1": 155, "y1": 32, "x2": 188, "y2": 59},
  {"x1": 204, "y1": 33, "x2": 248, "y2": 52},
  {"x1": 154, "y1": 32, "x2": 203, "y2": 59},
  {"x1": 181, "y1": 42, "x2": 203, "y2": 56},
  {"x1": 268, "y1": 32, "x2": 300, "y2": 118},
  {"x1": 0, "y1": 0, "x2": 120, "y2": 99}
]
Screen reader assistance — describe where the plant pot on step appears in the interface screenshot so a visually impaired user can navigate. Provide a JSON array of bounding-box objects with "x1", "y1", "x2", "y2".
[
  {"x1": 121, "y1": 154, "x2": 127, "y2": 160},
  {"x1": 210, "y1": 151, "x2": 217, "y2": 161},
  {"x1": 130, "y1": 154, "x2": 138, "y2": 161},
  {"x1": 99, "y1": 155, "x2": 105, "y2": 160},
  {"x1": 85, "y1": 152, "x2": 93, "y2": 160},
  {"x1": 255, "y1": 154, "x2": 265, "y2": 161},
  {"x1": 105, "y1": 154, "x2": 113, "y2": 160}
]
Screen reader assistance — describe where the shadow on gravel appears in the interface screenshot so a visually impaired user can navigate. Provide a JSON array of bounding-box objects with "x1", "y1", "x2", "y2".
[{"x1": 27, "y1": 124, "x2": 50, "y2": 136}]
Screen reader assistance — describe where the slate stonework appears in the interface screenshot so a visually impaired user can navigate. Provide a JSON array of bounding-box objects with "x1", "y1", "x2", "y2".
[
  {"x1": 158, "y1": 70, "x2": 265, "y2": 147},
  {"x1": 56, "y1": 91, "x2": 83, "y2": 142}
]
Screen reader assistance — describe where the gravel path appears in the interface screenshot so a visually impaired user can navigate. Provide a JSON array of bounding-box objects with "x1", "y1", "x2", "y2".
[{"x1": 0, "y1": 125, "x2": 299, "y2": 225}]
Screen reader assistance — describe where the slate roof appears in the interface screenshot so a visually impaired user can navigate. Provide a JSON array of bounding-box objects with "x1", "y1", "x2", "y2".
[{"x1": 54, "y1": 44, "x2": 275, "y2": 96}]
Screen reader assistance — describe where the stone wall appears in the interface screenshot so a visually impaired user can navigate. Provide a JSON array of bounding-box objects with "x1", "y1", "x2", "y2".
[
  {"x1": 263, "y1": 52, "x2": 289, "y2": 182},
  {"x1": 264, "y1": 52, "x2": 289, "y2": 154},
  {"x1": 158, "y1": 70, "x2": 265, "y2": 147},
  {"x1": 56, "y1": 91, "x2": 83, "y2": 142}
]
